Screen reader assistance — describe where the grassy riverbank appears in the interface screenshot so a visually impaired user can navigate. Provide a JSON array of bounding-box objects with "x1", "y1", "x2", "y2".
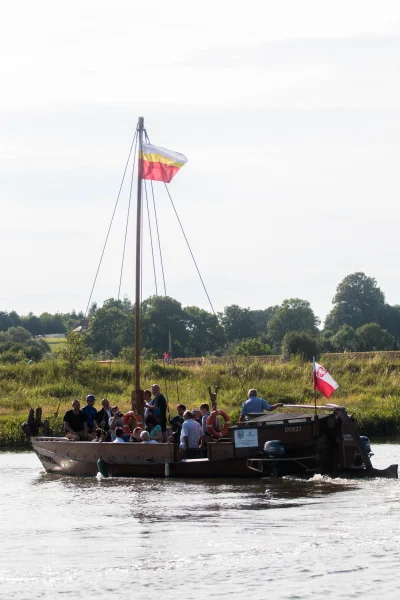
[{"x1": 1, "y1": 354, "x2": 400, "y2": 446}]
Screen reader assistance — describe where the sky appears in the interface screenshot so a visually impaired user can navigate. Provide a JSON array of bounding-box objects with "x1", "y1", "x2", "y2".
[{"x1": 1, "y1": 0, "x2": 400, "y2": 325}]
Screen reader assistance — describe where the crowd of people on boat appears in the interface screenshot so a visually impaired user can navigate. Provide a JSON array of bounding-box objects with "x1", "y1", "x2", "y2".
[
  {"x1": 63, "y1": 386, "x2": 284, "y2": 456},
  {"x1": 62, "y1": 384, "x2": 223, "y2": 456}
]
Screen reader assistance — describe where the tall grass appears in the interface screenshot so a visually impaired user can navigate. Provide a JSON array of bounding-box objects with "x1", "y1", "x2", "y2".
[{"x1": 1, "y1": 354, "x2": 400, "y2": 446}]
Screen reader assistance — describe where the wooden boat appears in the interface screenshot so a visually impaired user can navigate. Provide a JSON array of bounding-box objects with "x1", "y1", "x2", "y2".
[
  {"x1": 25, "y1": 117, "x2": 398, "y2": 480},
  {"x1": 27, "y1": 401, "x2": 397, "y2": 479}
]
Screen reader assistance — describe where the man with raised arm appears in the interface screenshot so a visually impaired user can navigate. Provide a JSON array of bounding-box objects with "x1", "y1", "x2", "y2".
[{"x1": 239, "y1": 389, "x2": 283, "y2": 422}]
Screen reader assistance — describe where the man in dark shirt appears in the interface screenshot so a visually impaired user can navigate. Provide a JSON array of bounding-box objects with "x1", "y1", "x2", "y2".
[
  {"x1": 81, "y1": 394, "x2": 97, "y2": 433},
  {"x1": 151, "y1": 384, "x2": 167, "y2": 441},
  {"x1": 169, "y1": 403, "x2": 186, "y2": 445},
  {"x1": 95, "y1": 398, "x2": 113, "y2": 432},
  {"x1": 63, "y1": 400, "x2": 94, "y2": 441}
]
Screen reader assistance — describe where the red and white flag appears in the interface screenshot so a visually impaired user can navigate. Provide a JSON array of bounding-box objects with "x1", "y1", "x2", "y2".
[{"x1": 313, "y1": 361, "x2": 339, "y2": 399}]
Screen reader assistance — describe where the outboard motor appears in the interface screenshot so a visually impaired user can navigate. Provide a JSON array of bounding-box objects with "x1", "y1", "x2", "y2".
[
  {"x1": 263, "y1": 440, "x2": 285, "y2": 457},
  {"x1": 359, "y1": 436, "x2": 374, "y2": 457}
]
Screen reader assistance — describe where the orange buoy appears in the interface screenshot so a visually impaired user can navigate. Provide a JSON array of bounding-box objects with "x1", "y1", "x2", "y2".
[
  {"x1": 122, "y1": 411, "x2": 143, "y2": 436},
  {"x1": 206, "y1": 409, "x2": 230, "y2": 438}
]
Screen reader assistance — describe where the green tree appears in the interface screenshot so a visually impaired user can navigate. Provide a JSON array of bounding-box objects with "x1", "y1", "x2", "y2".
[
  {"x1": 356, "y1": 323, "x2": 394, "y2": 351},
  {"x1": 88, "y1": 305, "x2": 133, "y2": 355},
  {"x1": 318, "y1": 329, "x2": 336, "y2": 353},
  {"x1": 40, "y1": 313, "x2": 66, "y2": 334},
  {"x1": 250, "y1": 307, "x2": 278, "y2": 339},
  {"x1": 141, "y1": 296, "x2": 188, "y2": 357},
  {"x1": 6, "y1": 326, "x2": 32, "y2": 343},
  {"x1": 331, "y1": 325, "x2": 359, "y2": 352},
  {"x1": 20, "y1": 313, "x2": 44, "y2": 336},
  {"x1": 184, "y1": 306, "x2": 224, "y2": 355},
  {"x1": 60, "y1": 332, "x2": 89, "y2": 375},
  {"x1": 281, "y1": 331, "x2": 318, "y2": 362},
  {"x1": 267, "y1": 298, "x2": 320, "y2": 347},
  {"x1": 0, "y1": 312, "x2": 13, "y2": 332},
  {"x1": 325, "y1": 272, "x2": 385, "y2": 332},
  {"x1": 234, "y1": 338, "x2": 272, "y2": 356},
  {"x1": 220, "y1": 305, "x2": 257, "y2": 342}
]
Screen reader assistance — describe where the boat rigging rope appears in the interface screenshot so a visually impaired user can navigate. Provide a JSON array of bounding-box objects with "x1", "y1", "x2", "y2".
[
  {"x1": 84, "y1": 127, "x2": 139, "y2": 319},
  {"x1": 163, "y1": 183, "x2": 247, "y2": 398}
]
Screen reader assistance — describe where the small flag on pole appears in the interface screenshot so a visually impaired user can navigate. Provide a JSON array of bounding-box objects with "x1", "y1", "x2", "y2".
[
  {"x1": 313, "y1": 360, "x2": 339, "y2": 399},
  {"x1": 139, "y1": 143, "x2": 188, "y2": 183}
]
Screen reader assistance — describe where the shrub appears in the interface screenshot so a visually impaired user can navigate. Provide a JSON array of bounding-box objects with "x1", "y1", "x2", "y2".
[{"x1": 282, "y1": 331, "x2": 318, "y2": 362}]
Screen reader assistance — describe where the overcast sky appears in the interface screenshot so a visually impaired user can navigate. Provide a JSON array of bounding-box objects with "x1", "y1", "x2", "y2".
[{"x1": 1, "y1": 0, "x2": 400, "y2": 324}]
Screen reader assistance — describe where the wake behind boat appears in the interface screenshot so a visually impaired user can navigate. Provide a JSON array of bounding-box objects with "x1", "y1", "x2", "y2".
[{"x1": 23, "y1": 117, "x2": 397, "y2": 480}]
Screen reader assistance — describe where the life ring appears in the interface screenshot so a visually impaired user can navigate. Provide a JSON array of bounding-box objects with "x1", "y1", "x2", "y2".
[
  {"x1": 123, "y1": 411, "x2": 143, "y2": 435},
  {"x1": 206, "y1": 409, "x2": 230, "y2": 438}
]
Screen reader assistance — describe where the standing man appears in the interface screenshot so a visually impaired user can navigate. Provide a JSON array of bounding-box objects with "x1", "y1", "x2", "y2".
[
  {"x1": 199, "y1": 402, "x2": 221, "y2": 440},
  {"x1": 169, "y1": 403, "x2": 186, "y2": 444},
  {"x1": 81, "y1": 394, "x2": 97, "y2": 433},
  {"x1": 150, "y1": 384, "x2": 167, "y2": 442},
  {"x1": 180, "y1": 410, "x2": 204, "y2": 458},
  {"x1": 239, "y1": 389, "x2": 283, "y2": 422},
  {"x1": 63, "y1": 400, "x2": 94, "y2": 441}
]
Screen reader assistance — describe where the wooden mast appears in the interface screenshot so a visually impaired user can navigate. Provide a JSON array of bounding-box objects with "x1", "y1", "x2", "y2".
[{"x1": 132, "y1": 116, "x2": 144, "y2": 418}]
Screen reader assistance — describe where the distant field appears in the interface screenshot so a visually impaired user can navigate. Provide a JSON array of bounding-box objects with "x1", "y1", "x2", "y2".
[
  {"x1": 44, "y1": 338, "x2": 67, "y2": 353},
  {"x1": 1, "y1": 354, "x2": 400, "y2": 446}
]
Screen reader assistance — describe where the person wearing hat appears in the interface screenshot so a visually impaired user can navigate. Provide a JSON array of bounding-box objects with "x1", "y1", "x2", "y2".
[{"x1": 81, "y1": 394, "x2": 97, "y2": 433}]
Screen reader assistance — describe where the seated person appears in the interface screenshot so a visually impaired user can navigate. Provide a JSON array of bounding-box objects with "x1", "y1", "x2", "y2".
[
  {"x1": 112, "y1": 427, "x2": 125, "y2": 443},
  {"x1": 91, "y1": 428, "x2": 102, "y2": 442},
  {"x1": 140, "y1": 430, "x2": 158, "y2": 444},
  {"x1": 81, "y1": 394, "x2": 97, "y2": 433},
  {"x1": 169, "y1": 403, "x2": 186, "y2": 444},
  {"x1": 95, "y1": 398, "x2": 113, "y2": 432},
  {"x1": 130, "y1": 427, "x2": 144, "y2": 442},
  {"x1": 200, "y1": 402, "x2": 221, "y2": 441},
  {"x1": 109, "y1": 407, "x2": 124, "y2": 441},
  {"x1": 64, "y1": 400, "x2": 94, "y2": 441},
  {"x1": 239, "y1": 389, "x2": 283, "y2": 421},
  {"x1": 146, "y1": 415, "x2": 163, "y2": 442}
]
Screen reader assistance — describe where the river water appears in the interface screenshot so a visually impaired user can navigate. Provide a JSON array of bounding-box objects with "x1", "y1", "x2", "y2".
[{"x1": 1, "y1": 444, "x2": 400, "y2": 600}]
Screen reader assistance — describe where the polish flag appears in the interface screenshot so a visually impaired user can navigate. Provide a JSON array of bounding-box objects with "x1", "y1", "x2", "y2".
[{"x1": 313, "y1": 361, "x2": 339, "y2": 399}]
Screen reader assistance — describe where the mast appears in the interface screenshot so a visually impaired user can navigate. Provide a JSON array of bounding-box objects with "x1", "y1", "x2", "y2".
[{"x1": 133, "y1": 116, "x2": 144, "y2": 416}]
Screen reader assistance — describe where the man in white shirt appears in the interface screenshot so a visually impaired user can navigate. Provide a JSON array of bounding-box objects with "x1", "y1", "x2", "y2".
[
  {"x1": 112, "y1": 427, "x2": 125, "y2": 443},
  {"x1": 180, "y1": 410, "x2": 204, "y2": 458}
]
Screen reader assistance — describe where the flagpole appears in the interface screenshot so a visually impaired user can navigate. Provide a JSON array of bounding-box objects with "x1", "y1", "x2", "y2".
[{"x1": 313, "y1": 356, "x2": 318, "y2": 419}]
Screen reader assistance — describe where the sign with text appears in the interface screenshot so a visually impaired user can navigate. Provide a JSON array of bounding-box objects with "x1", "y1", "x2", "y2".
[{"x1": 234, "y1": 428, "x2": 259, "y2": 448}]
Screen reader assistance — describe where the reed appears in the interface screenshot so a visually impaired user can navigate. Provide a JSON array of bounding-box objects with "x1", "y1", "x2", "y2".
[{"x1": 1, "y1": 354, "x2": 400, "y2": 446}]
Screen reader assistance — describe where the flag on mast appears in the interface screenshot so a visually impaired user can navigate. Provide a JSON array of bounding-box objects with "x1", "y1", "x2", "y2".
[
  {"x1": 139, "y1": 143, "x2": 188, "y2": 183},
  {"x1": 313, "y1": 360, "x2": 339, "y2": 399}
]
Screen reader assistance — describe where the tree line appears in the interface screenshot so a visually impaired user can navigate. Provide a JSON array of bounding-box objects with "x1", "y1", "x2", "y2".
[{"x1": 1, "y1": 272, "x2": 400, "y2": 362}]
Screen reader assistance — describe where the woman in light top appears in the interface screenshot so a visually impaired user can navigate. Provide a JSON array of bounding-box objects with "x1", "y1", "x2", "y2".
[{"x1": 145, "y1": 415, "x2": 162, "y2": 442}]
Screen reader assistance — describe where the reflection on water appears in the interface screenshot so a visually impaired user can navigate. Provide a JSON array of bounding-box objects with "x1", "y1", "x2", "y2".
[{"x1": 1, "y1": 444, "x2": 400, "y2": 600}]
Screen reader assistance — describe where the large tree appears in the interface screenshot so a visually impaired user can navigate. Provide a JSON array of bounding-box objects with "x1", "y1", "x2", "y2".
[
  {"x1": 220, "y1": 305, "x2": 257, "y2": 342},
  {"x1": 0, "y1": 312, "x2": 14, "y2": 332},
  {"x1": 250, "y1": 307, "x2": 278, "y2": 339},
  {"x1": 325, "y1": 272, "x2": 386, "y2": 332},
  {"x1": 141, "y1": 296, "x2": 189, "y2": 357},
  {"x1": 88, "y1": 305, "x2": 134, "y2": 355},
  {"x1": 267, "y1": 298, "x2": 320, "y2": 346},
  {"x1": 184, "y1": 306, "x2": 224, "y2": 356},
  {"x1": 20, "y1": 313, "x2": 44, "y2": 336},
  {"x1": 356, "y1": 323, "x2": 394, "y2": 351}
]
